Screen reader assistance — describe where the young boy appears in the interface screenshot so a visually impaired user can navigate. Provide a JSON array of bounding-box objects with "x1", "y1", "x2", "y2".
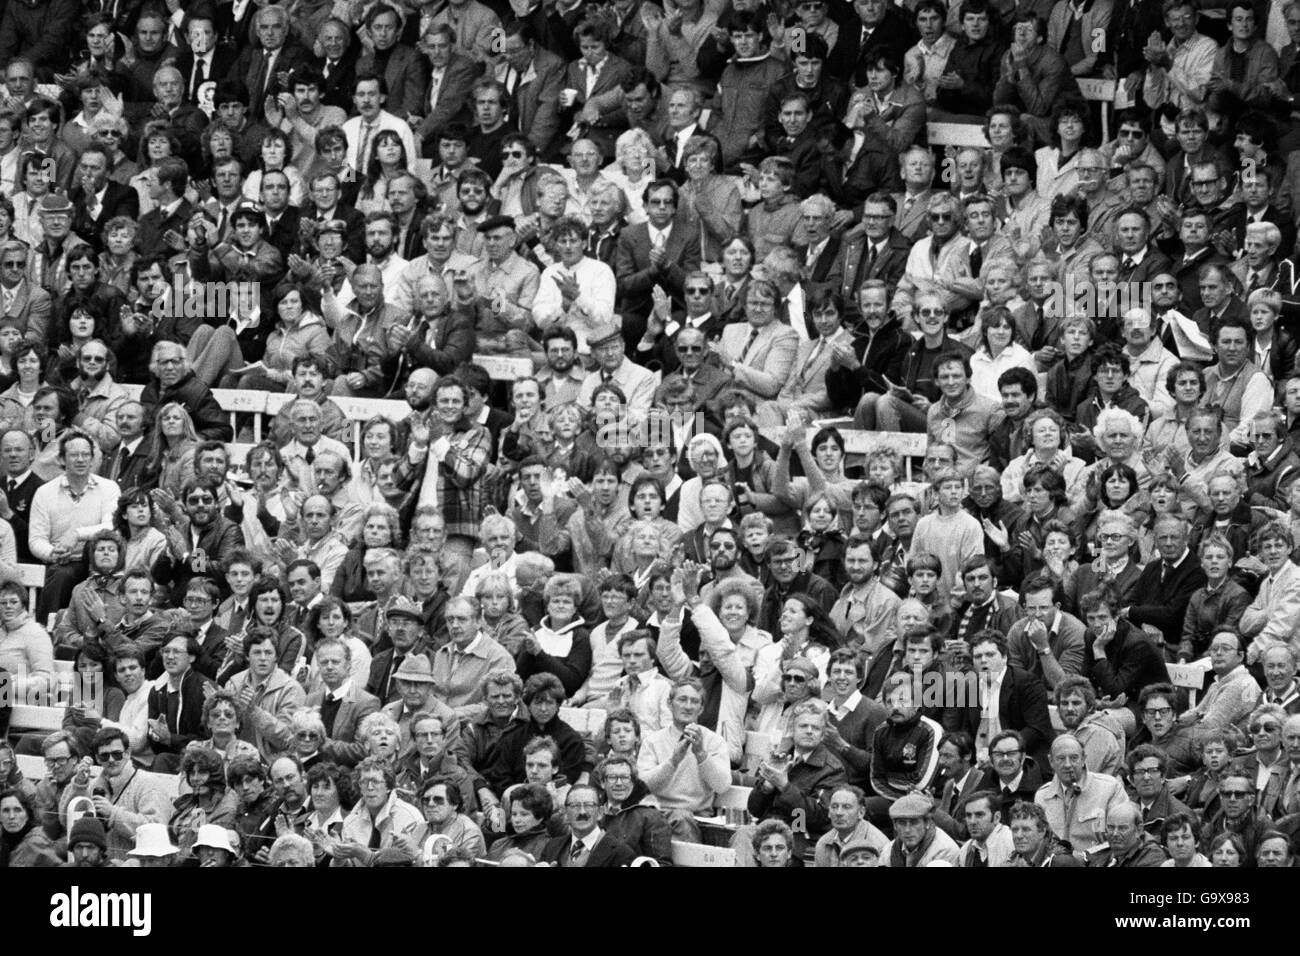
[
  {"x1": 907, "y1": 467, "x2": 984, "y2": 600},
  {"x1": 745, "y1": 155, "x2": 802, "y2": 260},
  {"x1": 1045, "y1": 314, "x2": 1095, "y2": 424}
]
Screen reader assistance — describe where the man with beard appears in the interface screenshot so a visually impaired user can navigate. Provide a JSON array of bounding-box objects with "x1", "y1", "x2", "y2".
[
  {"x1": 598, "y1": 755, "x2": 672, "y2": 864},
  {"x1": 152, "y1": 475, "x2": 245, "y2": 601},
  {"x1": 865, "y1": 672, "x2": 943, "y2": 829},
  {"x1": 535, "y1": 327, "x2": 586, "y2": 410},
  {"x1": 1055, "y1": 675, "x2": 1125, "y2": 776},
  {"x1": 336, "y1": 213, "x2": 407, "y2": 311},
  {"x1": 67, "y1": 339, "x2": 127, "y2": 454},
  {"x1": 1035, "y1": 734, "x2": 1127, "y2": 857},
  {"x1": 830, "y1": 535, "x2": 899, "y2": 656},
  {"x1": 758, "y1": 538, "x2": 838, "y2": 635}
]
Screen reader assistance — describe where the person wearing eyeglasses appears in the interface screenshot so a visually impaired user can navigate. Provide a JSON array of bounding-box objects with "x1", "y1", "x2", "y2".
[
  {"x1": 415, "y1": 779, "x2": 485, "y2": 866},
  {"x1": 58, "y1": 726, "x2": 168, "y2": 861},
  {"x1": 1233, "y1": 703, "x2": 1289, "y2": 819},
  {"x1": 536, "y1": 783, "x2": 634, "y2": 867},
  {"x1": 1178, "y1": 629, "x2": 1263, "y2": 730},
  {"x1": 1125, "y1": 744, "x2": 1194, "y2": 835},
  {"x1": 596, "y1": 754, "x2": 671, "y2": 864},
  {"x1": 395, "y1": 713, "x2": 474, "y2": 810},
  {"x1": 0, "y1": 239, "x2": 50, "y2": 350},
  {"x1": 65, "y1": 337, "x2": 126, "y2": 452}
]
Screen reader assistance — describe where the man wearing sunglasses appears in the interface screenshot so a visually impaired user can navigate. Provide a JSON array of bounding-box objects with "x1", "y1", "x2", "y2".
[
  {"x1": 153, "y1": 474, "x2": 246, "y2": 600},
  {"x1": 60, "y1": 727, "x2": 169, "y2": 861},
  {"x1": 1198, "y1": 766, "x2": 1273, "y2": 860},
  {"x1": 640, "y1": 272, "x2": 727, "y2": 374},
  {"x1": 67, "y1": 338, "x2": 128, "y2": 454},
  {"x1": 0, "y1": 238, "x2": 51, "y2": 349}
]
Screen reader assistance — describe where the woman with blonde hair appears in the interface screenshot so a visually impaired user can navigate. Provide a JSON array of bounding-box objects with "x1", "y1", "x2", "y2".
[
  {"x1": 476, "y1": 571, "x2": 532, "y2": 658},
  {"x1": 147, "y1": 402, "x2": 199, "y2": 498},
  {"x1": 601, "y1": 127, "x2": 657, "y2": 224}
]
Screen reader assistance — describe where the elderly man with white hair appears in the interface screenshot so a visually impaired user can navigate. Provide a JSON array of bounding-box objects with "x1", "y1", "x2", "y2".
[
  {"x1": 1232, "y1": 221, "x2": 1293, "y2": 304},
  {"x1": 1069, "y1": 407, "x2": 1151, "y2": 508},
  {"x1": 140, "y1": 340, "x2": 233, "y2": 442},
  {"x1": 1122, "y1": 308, "x2": 1179, "y2": 418},
  {"x1": 461, "y1": 513, "x2": 522, "y2": 598},
  {"x1": 896, "y1": 193, "x2": 978, "y2": 316}
]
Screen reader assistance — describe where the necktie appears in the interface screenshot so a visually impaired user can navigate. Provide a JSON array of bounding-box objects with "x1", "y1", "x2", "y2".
[
  {"x1": 358, "y1": 122, "x2": 376, "y2": 176},
  {"x1": 1122, "y1": 257, "x2": 1135, "y2": 272},
  {"x1": 304, "y1": 445, "x2": 316, "y2": 465},
  {"x1": 739, "y1": 327, "x2": 760, "y2": 363},
  {"x1": 970, "y1": 244, "x2": 983, "y2": 278},
  {"x1": 261, "y1": 48, "x2": 275, "y2": 99},
  {"x1": 569, "y1": 840, "x2": 584, "y2": 864},
  {"x1": 800, "y1": 339, "x2": 825, "y2": 385},
  {"x1": 903, "y1": 195, "x2": 916, "y2": 216},
  {"x1": 368, "y1": 822, "x2": 382, "y2": 850},
  {"x1": 4, "y1": 477, "x2": 15, "y2": 497},
  {"x1": 113, "y1": 445, "x2": 128, "y2": 480},
  {"x1": 866, "y1": 242, "x2": 878, "y2": 272},
  {"x1": 192, "y1": 56, "x2": 206, "y2": 101},
  {"x1": 723, "y1": 283, "x2": 736, "y2": 309},
  {"x1": 218, "y1": 205, "x2": 230, "y2": 239},
  {"x1": 1160, "y1": 561, "x2": 1172, "y2": 583},
  {"x1": 1249, "y1": 271, "x2": 1262, "y2": 292},
  {"x1": 601, "y1": 371, "x2": 613, "y2": 384}
]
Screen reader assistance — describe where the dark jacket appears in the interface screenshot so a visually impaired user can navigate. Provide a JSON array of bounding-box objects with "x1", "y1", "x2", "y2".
[
  {"x1": 976, "y1": 759, "x2": 1045, "y2": 822},
  {"x1": 151, "y1": 514, "x2": 245, "y2": 601},
  {"x1": 539, "y1": 830, "x2": 636, "y2": 867},
  {"x1": 484, "y1": 714, "x2": 588, "y2": 795},
  {"x1": 602, "y1": 779, "x2": 672, "y2": 864},
  {"x1": 945, "y1": 664, "x2": 1055, "y2": 771},
  {"x1": 140, "y1": 370, "x2": 232, "y2": 442},
  {"x1": 746, "y1": 743, "x2": 846, "y2": 857},
  {"x1": 825, "y1": 314, "x2": 910, "y2": 410},
  {"x1": 146, "y1": 667, "x2": 211, "y2": 756},
  {"x1": 935, "y1": 34, "x2": 1003, "y2": 115},
  {"x1": 1083, "y1": 620, "x2": 1171, "y2": 722},
  {"x1": 825, "y1": 693, "x2": 888, "y2": 789},
  {"x1": 1125, "y1": 550, "x2": 1208, "y2": 653},
  {"x1": 1092, "y1": 831, "x2": 1167, "y2": 867}
]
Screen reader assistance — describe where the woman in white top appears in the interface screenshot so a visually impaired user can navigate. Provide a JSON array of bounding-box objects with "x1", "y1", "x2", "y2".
[
  {"x1": 1001, "y1": 407, "x2": 1086, "y2": 503},
  {"x1": 241, "y1": 129, "x2": 308, "y2": 207},
  {"x1": 1035, "y1": 104, "x2": 1089, "y2": 199},
  {"x1": 969, "y1": 305, "x2": 1037, "y2": 402},
  {"x1": 601, "y1": 128, "x2": 656, "y2": 225}
]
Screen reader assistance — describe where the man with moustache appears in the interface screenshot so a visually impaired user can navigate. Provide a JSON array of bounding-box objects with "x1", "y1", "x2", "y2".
[
  {"x1": 67, "y1": 339, "x2": 127, "y2": 454},
  {"x1": 539, "y1": 784, "x2": 636, "y2": 867}
]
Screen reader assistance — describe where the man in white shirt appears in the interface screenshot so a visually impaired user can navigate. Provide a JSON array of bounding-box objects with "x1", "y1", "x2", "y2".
[
  {"x1": 534, "y1": 217, "x2": 618, "y2": 355},
  {"x1": 1142, "y1": 0, "x2": 1218, "y2": 110},
  {"x1": 29, "y1": 432, "x2": 121, "y2": 617},
  {"x1": 637, "y1": 677, "x2": 731, "y2": 840},
  {"x1": 959, "y1": 791, "x2": 1015, "y2": 866},
  {"x1": 343, "y1": 73, "x2": 418, "y2": 176},
  {"x1": 603, "y1": 631, "x2": 672, "y2": 732}
]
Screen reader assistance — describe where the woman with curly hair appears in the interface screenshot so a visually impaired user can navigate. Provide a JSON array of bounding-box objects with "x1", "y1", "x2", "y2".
[
  {"x1": 168, "y1": 746, "x2": 240, "y2": 860},
  {"x1": 330, "y1": 502, "x2": 403, "y2": 603}
]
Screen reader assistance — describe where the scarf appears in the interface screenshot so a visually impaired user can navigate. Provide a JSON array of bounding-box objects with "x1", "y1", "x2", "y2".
[
  {"x1": 888, "y1": 825, "x2": 936, "y2": 868},
  {"x1": 0, "y1": 817, "x2": 36, "y2": 867}
]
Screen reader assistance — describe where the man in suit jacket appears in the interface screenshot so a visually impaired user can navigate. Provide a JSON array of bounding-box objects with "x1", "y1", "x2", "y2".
[
  {"x1": 1125, "y1": 516, "x2": 1207, "y2": 659},
  {"x1": 947, "y1": 631, "x2": 1055, "y2": 773},
  {"x1": 302, "y1": 173, "x2": 367, "y2": 263},
  {"x1": 1115, "y1": 206, "x2": 1174, "y2": 285},
  {"x1": 136, "y1": 157, "x2": 194, "y2": 260},
  {"x1": 413, "y1": 26, "x2": 481, "y2": 150},
  {"x1": 891, "y1": 184, "x2": 936, "y2": 242},
  {"x1": 793, "y1": 197, "x2": 843, "y2": 287},
  {"x1": 70, "y1": 147, "x2": 140, "y2": 253},
  {"x1": 99, "y1": 400, "x2": 154, "y2": 491},
  {"x1": 356, "y1": 5, "x2": 428, "y2": 120},
  {"x1": 539, "y1": 784, "x2": 637, "y2": 867},
  {"x1": 224, "y1": 4, "x2": 312, "y2": 121},
  {"x1": 717, "y1": 303, "x2": 800, "y2": 403},
  {"x1": 827, "y1": 0, "x2": 919, "y2": 86},
  {"x1": 173, "y1": 10, "x2": 240, "y2": 105},
  {"x1": 307, "y1": 638, "x2": 381, "y2": 744},
  {"x1": 313, "y1": 19, "x2": 361, "y2": 111},
  {"x1": 0, "y1": 240, "x2": 53, "y2": 348},
  {"x1": 836, "y1": 212, "x2": 913, "y2": 315},
  {"x1": 500, "y1": 23, "x2": 566, "y2": 160},
  {"x1": 0, "y1": 427, "x2": 43, "y2": 564},
  {"x1": 930, "y1": 731, "x2": 984, "y2": 839},
  {"x1": 258, "y1": 170, "x2": 302, "y2": 260},
  {"x1": 562, "y1": 24, "x2": 635, "y2": 136},
  {"x1": 614, "y1": 179, "x2": 701, "y2": 349}
]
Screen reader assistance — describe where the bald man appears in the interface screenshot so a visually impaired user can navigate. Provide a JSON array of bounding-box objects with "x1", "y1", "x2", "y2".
[
  {"x1": 1033, "y1": 735, "x2": 1128, "y2": 857},
  {"x1": 1092, "y1": 802, "x2": 1167, "y2": 867}
]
